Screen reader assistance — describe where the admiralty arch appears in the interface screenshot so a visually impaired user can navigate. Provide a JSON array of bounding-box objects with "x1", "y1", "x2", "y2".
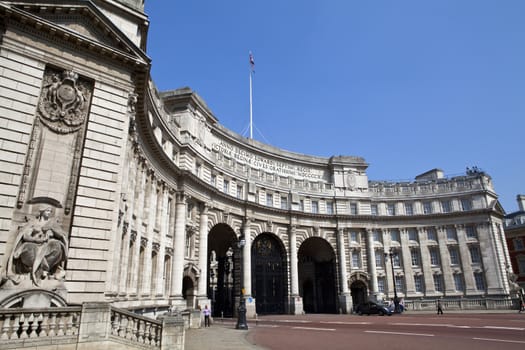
[{"x1": 0, "y1": 0, "x2": 514, "y2": 320}]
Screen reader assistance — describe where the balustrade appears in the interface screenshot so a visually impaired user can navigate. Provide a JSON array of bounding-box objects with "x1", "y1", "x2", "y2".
[{"x1": 0, "y1": 307, "x2": 80, "y2": 341}]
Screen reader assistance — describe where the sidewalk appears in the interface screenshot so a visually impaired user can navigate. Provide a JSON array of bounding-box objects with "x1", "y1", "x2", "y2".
[{"x1": 184, "y1": 320, "x2": 265, "y2": 350}]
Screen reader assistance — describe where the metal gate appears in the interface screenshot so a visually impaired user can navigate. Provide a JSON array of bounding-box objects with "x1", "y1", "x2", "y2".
[{"x1": 252, "y1": 234, "x2": 286, "y2": 314}]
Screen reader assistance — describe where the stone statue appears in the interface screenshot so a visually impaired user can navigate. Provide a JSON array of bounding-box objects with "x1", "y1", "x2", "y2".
[
  {"x1": 507, "y1": 266, "x2": 524, "y2": 297},
  {"x1": 5, "y1": 207, "x2": 68, "y2": 286}
]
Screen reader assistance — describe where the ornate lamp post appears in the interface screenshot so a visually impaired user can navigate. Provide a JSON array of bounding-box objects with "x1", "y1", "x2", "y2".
[
  {"x1": 236, "y1": 233, "x2": 248, "y2": 329},
  {"x1": 384, "y1": 247, "x2": 400, "y2": 313}
]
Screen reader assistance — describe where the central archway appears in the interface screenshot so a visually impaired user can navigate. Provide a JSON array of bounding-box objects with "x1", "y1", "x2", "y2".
[
  {"x1": 298, "y1": 237, "x2": 337, "y2": 313},
  {"x1": 251, "y1": 233, "x2": 287, "y2": 315}
]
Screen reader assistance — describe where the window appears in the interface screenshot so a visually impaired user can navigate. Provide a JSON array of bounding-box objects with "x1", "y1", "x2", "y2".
[
  {"x1": 236, "y1": 185, "x2": 243, "y2": 199},
  {"x1": 266, "y1": 193, "x2": 273, "y2": 206},
  {"x1": 446, "y1": 227, "x2": 457, "y2": 241},
  {"x1": 408, "y1": 229, "x2": 418, "y2": 242},
  {"x1": 449, "y1": 248, "x2": 460, "y2": 265},
  {"x1": 352, "y1": 250, "x2": 361, "y2": 268},
  {"x1": 393, "y1": 253, "x2": 401, "y2": 268},
  {"x1": 371, "y1": 204, "x2": 378, "y2": 216},
  {"x1": 280, "y1": 196, "x2": 288, "y2": 210},
  {"x1": 350, "y1": 231, "x2": 359, "y2": 243},
  {"x1": 453, "y1": 274, "x2": 464, "y2": 292},
  {"x1": 395, "y1": 275, "x2": 404, "y2": 293},
  {"x1": 474, "y1": 272, "x2": 485, "y2": 290},
  {"x1": 423, "y1": 202, "x2": 433, "y2": 214},
  {"x1": 373, "y1": 230, "x2": 382, "y2": 243},
  {"x1": 195, "y1": 162, "x2": 201, "y2": 176},
  {"x1": 441, "y1": 200, "x2": 451, "y2": 213},
  {"x1": 410, "y1": 249, "x2": 420, "y2": 266},
  {"x1": 405, "y1": 203, "x2": 413, "y2": 215},
  {"x1": 414, "y1": 275, "x2": 424, "y2": 293},
  {"x1": 375, "y1": 253, "x2": 383, "y2": 267},
  {"x1": 311, "y1": 200, "x2": 319, "y2": 213},
  {"x1": 517, "y1": 256, "x2": 525, "y2": 274},
  {"x1": 466, "y1": 225, "x2": 477, "y2": 239},
  {"x1": 377, "y1": 277, "x2": 385, "y2": 293},
  {"x1": 429, "y1": 248, "x2": 440, "y2": 266},
  {"x1": 211, "y1": 174, "x2": 217, "y2": 187},
  {"x1": 299, "y1": 200, "x2": 304, "y2": 211},
  {"x1": 390, "y1": 229, "x2": 400, "y2": 243},
  {"x1": 223, "y1": 180, "x2": 229, "y2": 194},
  {"x1": 427, "y1": 228, "x2": 437, "y2": 241},
  {"x1": 433, "y1": 274, "x2": 443, "y2": 292},
  {"x1": 469, "y1": 246, "x2": 481, "y2": 264},
  {"x1": 350, "y1": 203, "x2": 358, "y2": 215},
  {"x1": 326, "y1": 201, "x2": 334, "y2": 214},
  {"x1": 461, "y1": 198, "x2": 472, "y2": 211},
  {"x1": 387, "y1": 203, "x2": 396, "y2": 216},
  {"x1": 514, "y1": 238, "x2": 524, "y2": 251}
]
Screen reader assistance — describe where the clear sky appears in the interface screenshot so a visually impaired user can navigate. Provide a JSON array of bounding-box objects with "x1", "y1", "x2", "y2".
[{"x1": 144, "y1": 1, "x2": 525, "y2": 213}]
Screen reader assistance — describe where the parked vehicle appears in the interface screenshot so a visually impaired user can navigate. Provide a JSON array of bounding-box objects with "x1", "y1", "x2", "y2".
[{"x1": 355, "y1": 301, "x2": 393, "y2": 316}]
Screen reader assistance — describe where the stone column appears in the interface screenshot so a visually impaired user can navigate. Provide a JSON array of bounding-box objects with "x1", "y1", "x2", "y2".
[
  {"x1": 288, "y1": 225, "x2": 303, "y2": 314},
  {"x1": 197, "y1": 203, "x2": 209, "y2": 306},
  {"x1": 141, "y1": 177, "x2": 156, "y2": 296},
  {"x1": 243, "y1": 219, "x2": 252, "y2": 296},
  {"x1": 366, "y1": 229, "x2": 379, "y2": 300},
  {"x1": 437, "y1": 226, "x2": 455, "y2": 295},
  {"x1": 243, "y1": 218, "x2": 256, "y2": 318},
  {"x1": 337, "y1": 228, "x2": 351, "y2": 313},
  {"x1": 399, "y1": 228, "x2": 415, "y2": 295},
  {"x1": 155, "y1": 185, "x2": 168, "y2": 297},
  {"x1": 170, "y1": 192, "x2": 187, "y2": 306},
  {"x1": 457, "y1": 225, "x2": 476, "y2": 294},
  {"x1": 118, "y1": 158, "x2": 138, "y2": 295},
  {"x1": 129, "y1": 166, "x2": 146, "y2": 296},
  {"x1": 418, "y1": 227, "x2": 435, "y2": 295}
]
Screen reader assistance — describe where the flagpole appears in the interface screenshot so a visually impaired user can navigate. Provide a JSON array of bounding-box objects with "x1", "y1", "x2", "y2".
[{"x1": 249, "y1": 68, "x2": 253, "y2": 139}]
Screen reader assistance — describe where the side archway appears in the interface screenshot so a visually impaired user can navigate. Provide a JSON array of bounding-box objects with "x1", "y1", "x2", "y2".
[{"x1": 207, "y1": 223, "x2": 238, "y2": 318}]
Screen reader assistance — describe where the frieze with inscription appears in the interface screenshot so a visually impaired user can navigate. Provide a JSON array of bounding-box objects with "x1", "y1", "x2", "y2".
[{"x1": 213, "y1": 141, "x2": 324, "y2": 180}]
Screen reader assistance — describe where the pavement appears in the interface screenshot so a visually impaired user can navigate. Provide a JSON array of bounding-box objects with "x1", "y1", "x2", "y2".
[{"x1": 184, "y1": 320, "x2": 265, "y2": 350}]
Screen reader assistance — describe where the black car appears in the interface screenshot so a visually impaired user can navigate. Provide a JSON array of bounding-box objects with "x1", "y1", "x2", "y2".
[{"x1": 355, "y1": 301, "x2": 393, "y2": 316}]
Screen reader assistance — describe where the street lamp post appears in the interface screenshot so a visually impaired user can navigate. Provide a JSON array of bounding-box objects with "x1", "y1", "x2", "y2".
[
  {"x1": 236, "y1": 233, "x2": 248, "y2": 329},
  {"x1": 384, "y1": 248, "x2": 400, "y2": 313}
]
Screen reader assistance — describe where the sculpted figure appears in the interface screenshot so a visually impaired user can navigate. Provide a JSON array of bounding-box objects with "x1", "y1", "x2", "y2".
[{"x1": 6, "y1": 207, "x2": 68, "y2": 286}]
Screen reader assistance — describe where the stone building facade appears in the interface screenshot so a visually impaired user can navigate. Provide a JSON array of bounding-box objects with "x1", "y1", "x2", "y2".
[
  {"x1": 0, "y1": 0, "x2": 514, "y2": 317},
  {"x1": 504, "y1": 195, "x2": 525, "y2": 294}
]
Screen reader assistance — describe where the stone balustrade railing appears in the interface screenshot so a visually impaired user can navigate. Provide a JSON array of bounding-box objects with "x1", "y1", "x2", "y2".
[
  {"x1": 403, "y1": 297, "x2": 519, "y2": 311},
  {"x1": 0, "y1": 306, "x2": 81, "y2": 341},
  {"x1": 111, "y1": 306, "x2": 162, "y2": 347},
  {"x1": 0, "y1": 303, "x2": 185, "y2": 350}
]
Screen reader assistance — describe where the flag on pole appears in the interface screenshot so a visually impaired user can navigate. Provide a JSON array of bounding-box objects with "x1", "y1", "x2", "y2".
[{"x1": 249, "y1": 51, "x2": 255, "y2": 72}]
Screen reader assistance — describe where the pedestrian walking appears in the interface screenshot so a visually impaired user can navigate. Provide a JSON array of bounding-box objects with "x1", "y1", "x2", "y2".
[
  {"x1": 203, "y1": 305, "x2": 211, "y2": 327},
  {"x1": 437, "y1": 299, "x2": 444, "y2": 315},
  {"x1": 519, "y1": 299, "x2": 524, "y2": 313}
]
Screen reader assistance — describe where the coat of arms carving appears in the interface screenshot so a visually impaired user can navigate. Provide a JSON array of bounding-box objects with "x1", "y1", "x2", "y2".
[{"x1": 38, "y1": 70, "x2": 92, "y2": 134}]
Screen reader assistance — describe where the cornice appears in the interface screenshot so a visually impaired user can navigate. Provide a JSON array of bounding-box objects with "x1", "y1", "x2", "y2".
[{"x1": 0, "y1": 2, "x2": 150, "y2": 68}]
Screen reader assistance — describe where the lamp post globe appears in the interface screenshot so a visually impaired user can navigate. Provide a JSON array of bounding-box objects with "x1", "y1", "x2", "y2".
[{"x1": 236, "y1": 233, "x2": 248, "y2": 330}]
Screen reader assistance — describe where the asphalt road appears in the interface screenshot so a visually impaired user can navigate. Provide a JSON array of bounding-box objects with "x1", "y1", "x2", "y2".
[{"x1": 247, "y1": 312, "x2": 525, "y2": 350}]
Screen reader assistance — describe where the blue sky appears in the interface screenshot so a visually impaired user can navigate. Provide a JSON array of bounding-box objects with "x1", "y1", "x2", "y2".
[{"x1": 144, "y1": 1, "x2": 525, "y2": 213}]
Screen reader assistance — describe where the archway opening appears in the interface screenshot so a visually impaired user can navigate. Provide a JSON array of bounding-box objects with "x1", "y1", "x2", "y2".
[
  {"x1": 251, "y1": 233, "x2": 287, "y2": 315},
  {"x1": 183, "y1": 276, "x2": 195, "y2": 308},
  {"x1": 207, "y1": 223, "x2": 238, "y2": 318},
  {"x1": 298, "y1": 237, "x2": 337, "y2": 313},
  {"x1": 350, "y1": 280, "x2": 368, "y2": 310}
]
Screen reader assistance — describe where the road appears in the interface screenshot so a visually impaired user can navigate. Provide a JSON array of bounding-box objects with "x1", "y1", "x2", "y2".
[{"x1": 247, "y1": 313, "x2": 525, "y2": 350}]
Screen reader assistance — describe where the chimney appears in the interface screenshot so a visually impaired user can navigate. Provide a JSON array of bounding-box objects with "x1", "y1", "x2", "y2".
[{"x1": 517, "y1": 194, "x2": 525, "y2": 211}]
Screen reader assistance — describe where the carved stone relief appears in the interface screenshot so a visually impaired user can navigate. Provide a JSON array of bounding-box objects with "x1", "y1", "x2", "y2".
[{"x1": 3, "y1": 206, "x2": 68, "y2": 287}]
